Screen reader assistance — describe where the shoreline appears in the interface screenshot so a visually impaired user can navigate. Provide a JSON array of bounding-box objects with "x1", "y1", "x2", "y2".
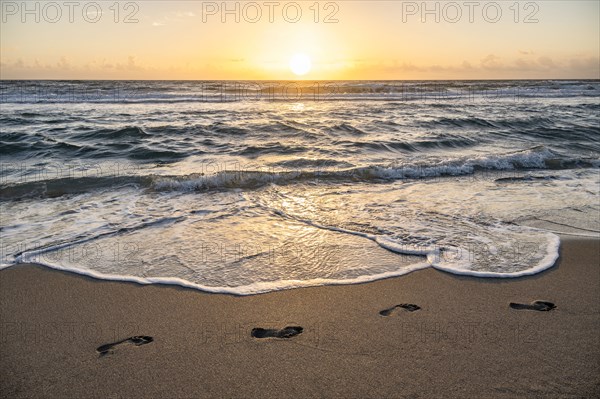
[
  {"x1": 1, "y1": 237, "x2": 599, "y2": 398},
  {"x1": 1, "y1": 229, "x2": 571, "y2": 295}
]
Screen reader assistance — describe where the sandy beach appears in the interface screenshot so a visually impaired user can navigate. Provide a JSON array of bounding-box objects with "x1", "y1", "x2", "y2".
[
  {"x1": 1, "y1": 237, "x2": 598, "y2": 398},
  {"x1": 2, "y1": 0, "x2": 599, "y2": 397}
]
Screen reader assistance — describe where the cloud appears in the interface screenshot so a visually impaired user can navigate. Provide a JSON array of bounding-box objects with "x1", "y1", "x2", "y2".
[
  {"x1": 57, "y1": 56, "x2": 71, "y2": 70},
  {"x1": 1, "y1": 53, "x2": 598, "y2": 80},
  {"x1": 173, "y1": 11, "x2": 195, "y2": 18},
  {"x1": 538, "y1": 56, "x2": 555, "y2": 69},
  {"x1": 114, "y1": 56, "x2": 144, "y2": 71},
  {"x1": 481, "y1": 54, "x2": 503, "y2": 69},
  {"x1": 0, "y1": 55, "x2": 153, "y2": 78},
  {"x1": 569, "y1": 56, "x2": 600, "y2": 71},
  {"x1": 342, "y1": 54, "x2": 600, "y2": 79},
  {"x1": 461, "y1": 61, "x2": 474, "y2": 70},
  {"x1": 152, "y1": 10, "x2": 195, "y2": 26}
]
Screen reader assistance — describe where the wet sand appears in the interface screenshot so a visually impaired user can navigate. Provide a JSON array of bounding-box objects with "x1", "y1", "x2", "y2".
[{"x1": 1, "y1": 238, "x2": 598, "y2": 398}]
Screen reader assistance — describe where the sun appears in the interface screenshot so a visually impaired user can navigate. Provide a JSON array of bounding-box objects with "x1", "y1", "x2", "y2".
[{"x1": 289, "y1": 53, "x2": 312, "y2": 76}]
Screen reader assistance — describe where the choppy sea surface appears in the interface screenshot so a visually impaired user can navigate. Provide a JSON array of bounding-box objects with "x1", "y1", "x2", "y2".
[{"x1": 1, "y1": 80, "x2": 599, "y2": 294}]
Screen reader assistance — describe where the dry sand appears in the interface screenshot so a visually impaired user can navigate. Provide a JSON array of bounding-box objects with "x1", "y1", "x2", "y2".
[{"x1": 1, "y1": 238, "x2": 598, "y2": 398}]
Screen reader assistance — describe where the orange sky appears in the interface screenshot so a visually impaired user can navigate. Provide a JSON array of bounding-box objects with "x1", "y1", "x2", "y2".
[{"x1": 1, "y1": 1, "x2": 599, "y2": 79}]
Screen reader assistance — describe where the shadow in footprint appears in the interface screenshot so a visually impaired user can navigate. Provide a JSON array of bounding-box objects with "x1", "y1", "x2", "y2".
[
  {"x1": 251, "y1": 326, "x2": 303, "y2": 339},
  {"x1": 510, "y1": 300, "x2": 556, "y2": 311},
  {"x1": 96, "y1": 336, "x2": 154, "y2": 356},
  {"x1": 379, "y1": 303, "x2": 421, "y2": 316}
]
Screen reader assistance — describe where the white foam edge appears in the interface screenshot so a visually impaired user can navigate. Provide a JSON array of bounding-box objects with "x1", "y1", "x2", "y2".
[
  {"x1": 1, "y1": 258, "x2": 432, "y2": 296},
  {"x1": 431, "y1": 232, "x2": 560, "y2": 278},
  {"x1": 1, "y1": 222, "x2": 562, "y2": 293}
]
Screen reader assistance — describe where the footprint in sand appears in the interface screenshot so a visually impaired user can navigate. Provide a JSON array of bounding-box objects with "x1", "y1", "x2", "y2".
[
  {"x1": 510, "y1": 300, "x2": 556, "y2": 311},
  {"x1": 251, "y1": 326, "x2": 303, "y2": 339},
  {"x1": 96, "y1": 336, "x2": 154, "y2": 356},
  {"x1": 379, "y1": 303, "x2": 421, "y2": 316}
]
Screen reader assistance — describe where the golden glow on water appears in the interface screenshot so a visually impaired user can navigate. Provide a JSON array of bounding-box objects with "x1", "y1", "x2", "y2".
[{"x1": 290, "y1": 103, "x2": 307, "y2": 112}]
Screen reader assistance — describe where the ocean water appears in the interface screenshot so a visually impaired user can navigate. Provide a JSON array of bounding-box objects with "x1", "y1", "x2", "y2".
[{"x1": 1, "y1": 80, "x2": 599, "y2": 294}]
